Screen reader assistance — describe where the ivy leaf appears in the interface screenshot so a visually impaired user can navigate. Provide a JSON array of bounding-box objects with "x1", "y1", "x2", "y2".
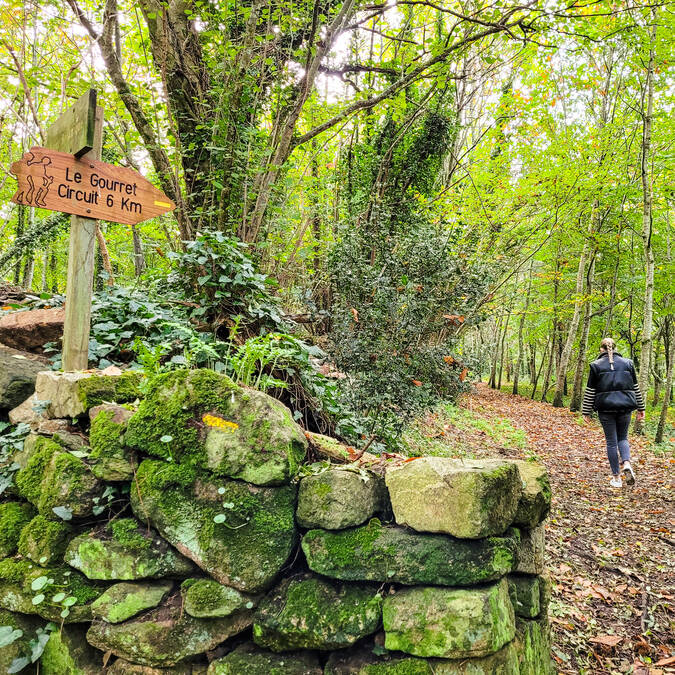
[
  {"x1": 0, "y1": 626, "x2": 23, "y2": 648},
  {"x1": 52, "y1": 506, "x2": 73, "y2": 521}
]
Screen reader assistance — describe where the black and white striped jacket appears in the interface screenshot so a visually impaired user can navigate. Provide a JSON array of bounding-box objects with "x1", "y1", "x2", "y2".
[{"x1": 582, "y1": 352, "x2": 645, "y2": 416}]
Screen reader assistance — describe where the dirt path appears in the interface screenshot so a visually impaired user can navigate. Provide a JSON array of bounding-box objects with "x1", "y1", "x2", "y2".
[{"x1": 459, "y1": 384, "x2": 675, "y2": 674}]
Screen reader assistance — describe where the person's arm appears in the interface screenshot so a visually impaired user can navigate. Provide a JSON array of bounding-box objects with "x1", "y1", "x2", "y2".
[
  {"x1": 582, "y1": 366, "x2": 596, "y2": 421},
  {"x1": 630, "y1": 362, "x2": 646, "y2": 419}
]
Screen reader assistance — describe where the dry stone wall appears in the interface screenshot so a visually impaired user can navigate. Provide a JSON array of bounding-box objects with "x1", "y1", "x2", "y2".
[{"x1": 0, "y1": 368, "x2": 553, "y2": 674}]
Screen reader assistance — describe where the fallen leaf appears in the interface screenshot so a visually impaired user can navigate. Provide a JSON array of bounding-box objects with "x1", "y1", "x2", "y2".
[{"x1": 589, "y1": 635, "x2": 622, "y2": 648}]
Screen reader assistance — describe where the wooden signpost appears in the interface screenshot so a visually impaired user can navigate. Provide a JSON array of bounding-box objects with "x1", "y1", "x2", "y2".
[{"x1": 9, "y1": 89, "x2": 175, "y2": 371}]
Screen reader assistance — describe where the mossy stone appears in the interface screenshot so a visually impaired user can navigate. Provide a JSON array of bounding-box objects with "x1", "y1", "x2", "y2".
[
  {"x1": 90, "y1": 581, "x2": 172, "y2": 623},
  {"x1": 34, "y1": 370, "x2": 142, "y2": 418},
  {"x1": 385, "y1": 457, "x2": 522, "y2": 539},
  {"x1": 88, "y1": 405, "x2": 135, "y2": 482},
  {"x1": 515, "y1": 617, "x2": 553, "y2": 674},
  {"x1": 207, "y1": 643, "x2": 322, "y2": 674},
  {"x1": 107, "y1": 660, "x2": 193, "y2": 674},
  {"x1": 124, "y1": 369, "x2": 307, "y2": 485},
  {"x1": 514, "y1": 525, "x2": 545, "y2": 575},
  {"x1": 0, "y1": 558, "x2": 105, "y2": 623},
  {"x1": 182, "y1": 578, "x2": 258, "y2": 618},
  {"x1": 0, "y1": 608, "x2": 42, "y2": 674},
  {"x1": 0, "y1": 501, "x2": 36, "y2": 557},
  {"x1": 18, "y1": 514, "x2": 72, "y2": 565},
  {"x1": 324, "y1": 642, "x2": 522, "y2": 674},
  {"x1": 64, "y1": 518, "x2": 195, "y2": 580},
  {"x1": 253, "y1": 574, "x2": 382, "y2": 651},
  {"x1": 324, "y1": 644, "x2": 432, "y2": 674},
  {"x1": 131, "y1": 459, "x2": 297, "y2": 593},
  {"x1": 296, "y1": 469, "x2": 386, "y2": 530},
  {"x1": 382, "y1": 579, "x2": 515, "y2": 659},
  {"x1": 511, "y1": 461, "x2": 551, "y2": 528},
  {"x1": 302, "y1": 521, "x2": 520, "y2": 586},
  {"x1": 40, "y1": 623, "x2": 102, "y2": 674},
  {"x1": 15, "y1": 438, "x2": 103, "y2": 518},
  {"x1": 507, "y1": 574, "x2": 541, "y2": 618},
  {"x1": 86, "y1": 603, "x2": 253, "y2": 667}
]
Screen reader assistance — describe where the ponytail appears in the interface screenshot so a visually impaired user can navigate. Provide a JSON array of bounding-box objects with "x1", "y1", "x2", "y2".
[{"x1": 601, "y1": 337, "x2": 616, "y2": 370}]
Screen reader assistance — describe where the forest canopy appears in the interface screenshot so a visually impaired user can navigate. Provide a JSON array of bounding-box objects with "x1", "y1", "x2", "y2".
[{"x1": 1, "y1": 0, "x2": 673, "y2": 448}]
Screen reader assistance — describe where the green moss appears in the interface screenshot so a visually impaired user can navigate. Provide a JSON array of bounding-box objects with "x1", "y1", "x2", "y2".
[
  {"x1": 40, "y1": 631, "x2": 79, "y2": 674},
  {"x1": 0, "y1": 557, "x2": 33, "y2": 583},
  {"x1": 125, "y1": 369, "x2": 306, "y2": 485},
  {"x1": 302, "y1": 524, "x2": 519, "y2": 586},
  {"x1": 131, "y1": 459, "x2": 297, "y2": 593},
  {"x1": 111, "y1": 518, "x2": 150, "y2": 551},
  {"x1": 0, "y1": 558, "x2": 104, "y2": 612},
  {"x1": 38, "y1": 452, "x2": 88, "y2": 513},
  {"x1": 125, "y1": 370, "x2": 235, "y2": 463},
  {"x1": 0, "y1": 502, "x2": 36, "y2": 557},
  {"x1": 15, "y1": 438, "x2": 61, "y2": 504},
  {"x1": 253, "y1": 575, "x2": 382, "y2": 651},
  {"x1": 77, "y1": 371, "x2": 142, "y2": 409},
  {"x1": 362, "y1": 660, "x2": 432, "y2": 675},
  {"x1": 89, "y1": 410, "x2": 127, "y2": 460},
  {"x1": 18, "y1": 514, "x2": 71, "y2": 565}
]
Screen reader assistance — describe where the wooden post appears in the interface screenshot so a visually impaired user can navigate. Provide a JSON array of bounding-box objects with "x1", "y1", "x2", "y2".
[{"x1": 45, "y1": 90, "x2": 103, "y2": 371}]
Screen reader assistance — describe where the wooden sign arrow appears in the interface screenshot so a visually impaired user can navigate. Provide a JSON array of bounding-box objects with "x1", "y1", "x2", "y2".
[{"x1": 10, "y1": 146, "x2": 175, "y2": 225}]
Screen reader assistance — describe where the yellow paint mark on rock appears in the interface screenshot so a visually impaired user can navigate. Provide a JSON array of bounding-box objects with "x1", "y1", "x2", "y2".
[{"x1": 203, "y1": 413, "x2": 239, "y2": 433}]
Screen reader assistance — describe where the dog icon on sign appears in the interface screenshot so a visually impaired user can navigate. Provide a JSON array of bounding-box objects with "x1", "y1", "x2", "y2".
[{"x1": 12, "y1": 150, "x2": 54, "y2": 208}]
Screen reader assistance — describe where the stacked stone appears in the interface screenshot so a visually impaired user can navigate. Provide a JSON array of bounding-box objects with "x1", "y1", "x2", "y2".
[{"x1": 0, "y1": 368, "x2": 552, "y2": 674}]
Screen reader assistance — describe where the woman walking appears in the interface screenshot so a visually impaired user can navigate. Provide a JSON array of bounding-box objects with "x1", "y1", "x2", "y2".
[{"x1": 582, "y1": 338, "x2": 645, "y2": 488}]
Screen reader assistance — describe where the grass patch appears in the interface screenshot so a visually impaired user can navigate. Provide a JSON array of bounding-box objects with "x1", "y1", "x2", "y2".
[{"x1": 402, "y1": 401, "x2": 530, "y2": 458}]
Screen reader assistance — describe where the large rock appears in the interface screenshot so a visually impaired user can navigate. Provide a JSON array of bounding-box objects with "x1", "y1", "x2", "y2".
[
  {"x1": 15, "y1": 436, "x2": 103, "y2": 517},
  {"x1": 207, "y1": 643, "x2": 322, "y2": 674},
  {"x1": 324, "y1": 641, "x2": 521, "y2": 674},
  {"x1": 124, "y1": 369, "x2": 307, "y2": 486},
  {"x1": 382, "y1": 579, "x2": 515, "y2": 659},
  {"x1": 0, "y1": 307, "x2": 64, "y2": 352},
  {"x1": 64, "y1": 518, "x2": 195, "y2": 580},
  {"x1": 296, "y1": 469, "x2": 386, "y2": 530},
  {"x1": 0, "y1": 501, "x2": 36, "y2": 557},
  {"x1": 0, "y1": 558, "x2": 105, "y2": 623},
  {"x1": 0, "y1": 344, "x2": 47, "y2": 410},
  {"x1": 385, "y1": 457, "x2": 522, "y2": 538},
  {"x1": 41, "y1": 623, "x2": 103, "y2": 674},
  {"x1": 515, "y1": 524, "x2": 545, "y2": 575},
  {"x1": 182, "y1": 578, "x2": 258, "y2": 618},
  {"x1": 88, "y1": 404, "x2": 135, "y2": 481},
  {"x1": 34, "y1": 370, "x2": 142, "y2": 419},
  {"x1": 90, "y1": 581, "x2": 173, "y2": 623},
  {"x1": 17, "y1": 514, "x2": 72, "y2": 565},
  {"x1": 131, "y1": 459, "x2": 297, "y2": 593},
  {"x1": 511, "y1": 460, "x2": 551, "y2": 528},
  {"x1": 302, "y1": 520, "x2": 520, "y2": 586},
  {"x1": 253, "y1": 574, "x2": 382, "y2": 651},
  {"x1": 86, "y1": 603, "x2": 253, "y2": 667},
  {"x1": 515, "y1": 618, "x2": 554, "y2": 674},
  {"x1": 107, "y1": 661, "x2": 193, "y2": 674}
]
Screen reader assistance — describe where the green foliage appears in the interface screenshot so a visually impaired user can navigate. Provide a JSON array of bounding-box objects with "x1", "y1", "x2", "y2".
[
  {"x1": 330, "y1": 109, "x2": 491, "y2": 448},
  {"x1": 0, "y1": 422, "x2": 31, "y2": 496},
  {"x1": 166, "y1": 231, "x2": 283, "y2": 332}
]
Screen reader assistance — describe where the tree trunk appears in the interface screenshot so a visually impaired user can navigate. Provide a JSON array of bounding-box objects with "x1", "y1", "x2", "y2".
[
  {"x1": 131, "y1": 225, "x2": 146, "y2": 277},
  {"x1": 540, "y1": 330, "x2": 556, "y2": 402},
  {"x1": 95, "y1": 225, "x2": 115, "y2": 287},
  {"x1": 553, "y1": 222, "x2": 594, "y2": 407},
  {"x1": 497, "y1": 309, "x2": 512, "y2": 390},
  {"x1": 513, "y1": 268, "x2": 533, "y2": 395},
  {"x1": 636, "y1": 13, "x2": 657, "y2": 433},
  {"x1": 655, "y1": 320, "x2": 674, "y2": 444},
  {"x1": 570, "y1": 255, "x2": 596, "y2": 411},
  {"x1": 489, "y1": 316, "x2": 503, "y2": 388},
  {"x1": 532, "y1": 338, "x2": 550, "y2": 400}
]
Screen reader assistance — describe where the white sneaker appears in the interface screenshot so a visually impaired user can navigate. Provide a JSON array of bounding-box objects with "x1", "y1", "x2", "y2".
[
  {"x1": 622, "y1": 462, "x2": 636, "y2": 485},
  {"x1": 610, "y1": 476, "x2": 623, "y2": 488}
]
